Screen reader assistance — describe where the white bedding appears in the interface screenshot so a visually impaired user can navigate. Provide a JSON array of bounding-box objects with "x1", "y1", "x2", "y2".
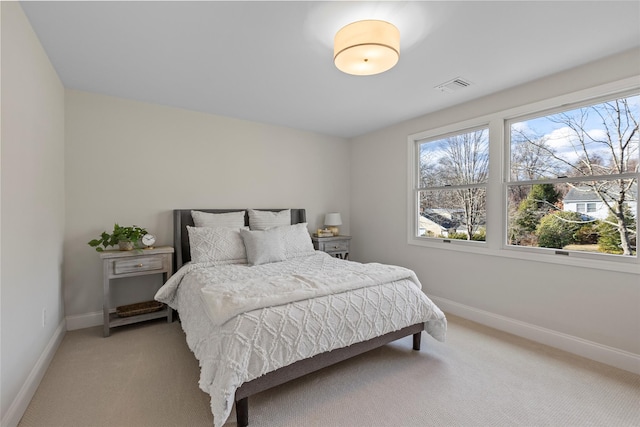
[{"x1": 155, "y1": 252, "x2": 446, "y2": 427}]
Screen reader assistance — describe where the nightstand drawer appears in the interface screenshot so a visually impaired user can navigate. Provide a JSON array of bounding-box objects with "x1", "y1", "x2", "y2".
[
  {"x1": 324, "y1": 241, "x2": 349, "y2": 252},
  {"x1": 312, "y1": 235, "x2": 351, "y2": 260},
  {"x1": 114, "y1": 256, "x2": 163, "y2": 275}
]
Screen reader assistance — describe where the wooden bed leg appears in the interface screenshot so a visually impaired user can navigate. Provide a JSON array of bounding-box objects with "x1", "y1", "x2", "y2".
[
  {"x1": 236, "y1": 397, "x2": 249, "y2": 427},
  {"x1": 413, "y1": 332, "x2": 421, "y2": 351}
]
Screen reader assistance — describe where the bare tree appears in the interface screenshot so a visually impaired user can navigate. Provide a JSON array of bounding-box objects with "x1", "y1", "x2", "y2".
[
  {"x1": 523, "y1": 97, "x2": 638, "y2": 255},
  {"x1": 509, "y1": 127, "x2": 565, "y2": 209},
  {"x1": 510, "y1": 130, "x2": 562, "y2": 181},
  {"x1": 420, "y1": 129, "x2": 488, "y2": 239}
]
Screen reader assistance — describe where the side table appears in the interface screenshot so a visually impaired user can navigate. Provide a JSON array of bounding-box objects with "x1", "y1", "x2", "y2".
[
  {"x1": 99, "y1": 246, "x2": 174, "y2": 337},
  {"x1": 312, "y1": 235, "x2": 351, "y2": 259}
]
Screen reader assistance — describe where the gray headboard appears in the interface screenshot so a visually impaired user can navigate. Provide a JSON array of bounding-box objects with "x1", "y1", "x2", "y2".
[{"x1": 173, "y1": 209, "x2": 307, "y2": 269}]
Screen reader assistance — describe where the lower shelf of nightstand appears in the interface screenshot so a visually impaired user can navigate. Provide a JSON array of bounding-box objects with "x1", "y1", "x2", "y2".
[
  {"x1": 326, "y1": 251, "x2": 349, "y2": 260},
  {"x1": 108, "y1": 307, "x2": 171, "y2": 329}
]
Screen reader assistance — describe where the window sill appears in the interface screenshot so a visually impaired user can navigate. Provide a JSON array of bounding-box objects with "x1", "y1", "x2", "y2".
[{"x1": 408, "y1": 236, "x2": 640, "y2": 275}]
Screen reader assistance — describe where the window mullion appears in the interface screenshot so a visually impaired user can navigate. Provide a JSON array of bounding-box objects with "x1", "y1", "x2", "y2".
[
  {"x1": 415, "y1": 182, "x2": 486, "y2": 192},
  {"x1": 487, "y1": 118, "x2": 504, "y2": 251},
  {"x1": 509, "y1": 172, "x2": 639, "y2": 187}
]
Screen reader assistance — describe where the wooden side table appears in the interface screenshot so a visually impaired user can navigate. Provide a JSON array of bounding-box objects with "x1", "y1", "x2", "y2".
[
  {"x1": 100, "y1": 246, "x2": 174, "y2": 337},
  {"x1": 312, "y1": 235, "x2": 351, "y2": 259}
]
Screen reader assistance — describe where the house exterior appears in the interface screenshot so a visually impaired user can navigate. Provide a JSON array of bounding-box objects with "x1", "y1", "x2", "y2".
[
  {"x1": 563, "y1": 185, "x2": 638, "y2": 220},
  {"x1": 419, "y1": 209, "x2": 473, "y2": 238}
]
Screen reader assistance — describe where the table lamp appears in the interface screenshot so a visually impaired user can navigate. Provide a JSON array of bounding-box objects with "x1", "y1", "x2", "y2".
[{"x1": 324, "y1": 213, "x2": 342, "y2": 236}]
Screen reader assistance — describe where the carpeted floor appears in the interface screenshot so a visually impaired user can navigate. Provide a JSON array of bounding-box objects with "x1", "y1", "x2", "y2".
[{"x1": 18, "y1": 314, "x2": 640, "y2": 427}]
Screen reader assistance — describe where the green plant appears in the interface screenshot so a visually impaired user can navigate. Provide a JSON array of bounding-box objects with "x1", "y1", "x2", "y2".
[
  {"x1": 574, "y1": 222, "x2": 599, "y2": 245},
  {"x1": 536, "y1": 211, "x2": 582, "y2": 249},
  {"x1": 446, "y1": 231, "x2": 469, "y2": 240},
  {"x1": 598, "y1": 207, "x2": 636, "y2": 255},
  {"x1": 471, "y1": 227, "x2": 486, "y2": 241},
  {"x1": 88, "y1": 224, "x2": 148, "y2": 252}
]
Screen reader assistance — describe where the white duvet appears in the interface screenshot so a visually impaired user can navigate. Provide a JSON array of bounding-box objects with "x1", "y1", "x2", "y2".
[{"x1": 155, "y1": 252, "x2": 446, "y2": 427}]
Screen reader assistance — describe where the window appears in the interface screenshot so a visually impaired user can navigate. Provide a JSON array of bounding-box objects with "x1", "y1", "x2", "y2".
[
  {"x1": 413, "y1": 126, "x2": 489, "y2": 242},
  {"x1": 507, "y1": 93, "x2": 638, "y2": 257},
  {"x1": 409, "y1": 79, "x2": 639, "y2": 271}
]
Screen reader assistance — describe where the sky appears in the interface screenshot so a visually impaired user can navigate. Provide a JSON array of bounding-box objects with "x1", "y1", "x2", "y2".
[
  {"x1": 511, "y1": 94, "x2": 639, "y2": 169},
  {"x1": 418, "y1": 94, "x2": 639, "y2": 187}
]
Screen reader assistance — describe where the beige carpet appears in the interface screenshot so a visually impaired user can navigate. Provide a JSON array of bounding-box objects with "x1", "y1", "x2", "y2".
[{"x1": 18, "y1": 315, "x2": 640, "y2": 427}]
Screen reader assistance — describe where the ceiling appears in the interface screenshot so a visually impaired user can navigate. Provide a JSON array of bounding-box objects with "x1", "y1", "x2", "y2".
[{"x1": 20, "y1": 1, "x2": 640, "y2": 139}]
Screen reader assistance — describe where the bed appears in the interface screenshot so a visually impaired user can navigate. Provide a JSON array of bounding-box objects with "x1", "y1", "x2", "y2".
[{"x1": 155, "y1": 208, "x2": 446, "y2": 427}]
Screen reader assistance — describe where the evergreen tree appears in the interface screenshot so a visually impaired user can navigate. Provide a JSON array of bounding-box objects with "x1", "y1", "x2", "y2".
[
  {"x1": 598, "y1": 206, "x2": 636, "y2": 254},
  {"x1": 514, "y1": 183, "x2": 561, "y2": 233}
]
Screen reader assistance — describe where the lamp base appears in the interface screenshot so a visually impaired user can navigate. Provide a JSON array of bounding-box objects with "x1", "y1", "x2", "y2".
[{"x1": 327, "y1": 226, "x2": 339, "y2": 236}]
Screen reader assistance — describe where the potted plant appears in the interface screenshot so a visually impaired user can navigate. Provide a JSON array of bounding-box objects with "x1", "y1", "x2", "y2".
[{"x1": 88, "y1": 224, "x2": 148, "y2": 252}]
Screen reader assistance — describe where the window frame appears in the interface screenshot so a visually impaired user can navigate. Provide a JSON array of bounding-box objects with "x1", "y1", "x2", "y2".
[
  {"x1": 408, "y1": 120, "x2": 491, "y2": 249},
  {"x1": 504, "y1": 89, "x2": 638, "y2": 259},
  {"x1": 407, "y1": 76, "x2": 640, "y2": 274},
  {"x1": 414, "y1": 123, "x2": 490, "y2": 244}
]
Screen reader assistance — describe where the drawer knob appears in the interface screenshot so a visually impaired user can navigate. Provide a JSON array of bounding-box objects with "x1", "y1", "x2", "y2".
[{"x1": 136, "y1": 263, "x2": 144, "y2": 267}]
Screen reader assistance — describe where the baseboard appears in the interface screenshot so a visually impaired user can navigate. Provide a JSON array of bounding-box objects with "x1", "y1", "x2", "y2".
[
  {"x1": 65, "y1": 310, "x2": 103, "y2": 330},
  {"x1": 63, "y1": 301, "x2": 640, "y2": 374},
  {"x1": 429, "y1": 295, "x2": 640, "y2": 375},
  {"x1": 1, "y1": 320, "x2": 66, "y2": 427}
]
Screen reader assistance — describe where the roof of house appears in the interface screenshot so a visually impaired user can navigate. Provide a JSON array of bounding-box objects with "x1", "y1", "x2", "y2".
[
  {"x1": 421, "y1": 210, "x2": 460, "y2": 230},
  {"x1": 564, "y1": 187, "x2": 602, "y2": 202},
  {"x1": 564, "y1": 184, "x2": 638, "y2": 203}
]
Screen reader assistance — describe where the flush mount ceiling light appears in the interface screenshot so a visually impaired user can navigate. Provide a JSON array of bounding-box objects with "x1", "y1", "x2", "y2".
[{"x1": 334, "y1": 20, "x2": 400, "y2": 76}]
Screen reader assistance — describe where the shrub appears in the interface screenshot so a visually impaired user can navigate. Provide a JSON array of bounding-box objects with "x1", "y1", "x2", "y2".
[
  {"x1": 471, "y1": 227, "x2": 486, "y2": 241},
  {"x1": 536, "y1": 211, "x2": 582, "y2": 249},
  {"x1": 574, "y1": 222, "x2": 599, "y2": 244},
  {"x1": 447, "y1": 231, "x2": 469, "y2": 240}
]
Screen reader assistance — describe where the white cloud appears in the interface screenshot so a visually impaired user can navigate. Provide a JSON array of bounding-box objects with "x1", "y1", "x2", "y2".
[
  {"x1": 543, "y1": 126, "x2": 618, "y2": 166},
  {"x1": 510, "y1": 121, "x2": 530, "y2": 133}
]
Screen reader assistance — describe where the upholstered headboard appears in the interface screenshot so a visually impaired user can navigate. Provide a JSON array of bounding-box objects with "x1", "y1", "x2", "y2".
[{"x1": 173, "y1": 209, "x2": 307, "y2": 269}]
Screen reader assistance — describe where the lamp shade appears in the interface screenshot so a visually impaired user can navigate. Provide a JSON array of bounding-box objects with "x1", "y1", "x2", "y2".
[
  {"x1": 334, "y1": 20, "x2": 400, "y2": 76},
  {"x1": 324, "y1": 213, "x2": 342, "y2": 226}
]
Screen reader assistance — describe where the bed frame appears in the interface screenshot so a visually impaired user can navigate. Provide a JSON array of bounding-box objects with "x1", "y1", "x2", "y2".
[{"x1": 173, "y1": 208, "x2": 424, "y2": 427}]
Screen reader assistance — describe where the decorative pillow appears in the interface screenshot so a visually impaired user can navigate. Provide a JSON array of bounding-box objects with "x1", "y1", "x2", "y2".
[
  {"x1": 187, "y1": 226, "x2": 247, "y2": 264},
  {"x1": 240, "y1": 228, "x2": 286, "y2": 266},
  {"x1": 277, "y1": 223, "x2": 316, "y2": 259},
  {"x1": 191, "y1": 210, "x2": 246, "y2": 229},
  {"x1": 248, "y1": 209, "x2": 291, "y2": 230}
]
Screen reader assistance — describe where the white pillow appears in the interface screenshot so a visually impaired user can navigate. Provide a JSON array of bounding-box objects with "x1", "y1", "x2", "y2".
[
  {"x1": 248, "y1": 209, "x2": 291, "y2": 230},
  {"x1": 277, "y1": 223, "x2": 316, "y2": 259},
  {"x1": 187, "y1": 226, "x2": 247, "y2": 264},
  {"x1": 240, "y1": 228, "x2": 286, "y2": 266},
  {"x1": 191, "y1": 210, "x2": 245, "y2": 228}
]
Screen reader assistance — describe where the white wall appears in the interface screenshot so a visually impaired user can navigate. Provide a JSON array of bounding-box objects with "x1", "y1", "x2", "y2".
[
  {"x1": 1, "y1": 2, "x2": 66, "y2": 424},
  {"x1": 350, "y1": 49, "x2": 640, "y2": 370},
  {"x1": 64, "y1": 90, "x2": 350, "y2": 322}
]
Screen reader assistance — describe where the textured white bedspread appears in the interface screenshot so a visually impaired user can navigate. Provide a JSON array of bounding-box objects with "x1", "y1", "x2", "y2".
[{"x1": 155, "y1": 252, "x2": 446, "y2": 427}]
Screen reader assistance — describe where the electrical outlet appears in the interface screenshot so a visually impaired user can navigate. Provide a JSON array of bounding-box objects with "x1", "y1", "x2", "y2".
[{"x1": 42, "y1": 308, "x2": 47, "y2": 328}]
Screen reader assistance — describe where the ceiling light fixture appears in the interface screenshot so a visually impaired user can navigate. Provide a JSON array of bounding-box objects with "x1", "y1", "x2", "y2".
[{"x1": 333, "y1": 20, "x2": 400, "y2": 76}]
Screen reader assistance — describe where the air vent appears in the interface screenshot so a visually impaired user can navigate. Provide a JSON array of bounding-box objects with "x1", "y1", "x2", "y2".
[{"x1": 434, "y1": 77, "x2": 472, "y2": 93}]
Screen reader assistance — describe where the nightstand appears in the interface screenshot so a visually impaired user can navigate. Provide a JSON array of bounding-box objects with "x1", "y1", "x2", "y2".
[
  {"x1": 312, "y1": 235, "x2": 351, "y2": 259},
  {"x1": 99, "y1": 246, "x2": 174, "y2": 337}
]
